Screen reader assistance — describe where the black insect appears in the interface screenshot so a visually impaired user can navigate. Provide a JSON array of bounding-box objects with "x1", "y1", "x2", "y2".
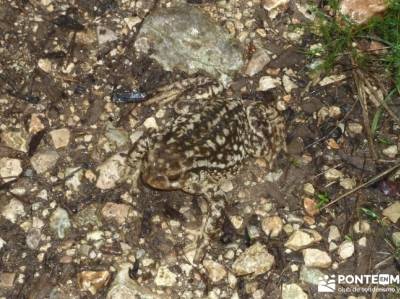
[{"x1": 111, "y1": 89, "x2": 147, "y2": 103}]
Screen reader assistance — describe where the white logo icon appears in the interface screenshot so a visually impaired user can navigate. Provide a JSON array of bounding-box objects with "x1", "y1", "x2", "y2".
[
  {"x1": 379, "y1": 274, "x2": 390, "y2": 285},
  {"x1": 318, "y1": 275, "x2": 336, "y2": 293}
]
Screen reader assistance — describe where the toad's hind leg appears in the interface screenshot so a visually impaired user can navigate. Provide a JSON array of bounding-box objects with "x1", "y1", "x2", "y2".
[{"x1": 193, "y1": 188, "x2": 225, "y2": 263}]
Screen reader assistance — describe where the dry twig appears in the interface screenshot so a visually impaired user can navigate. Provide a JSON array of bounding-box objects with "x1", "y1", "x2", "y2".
[{"x1": 322, "y1": 161, "x2": 400, "y2": 210}]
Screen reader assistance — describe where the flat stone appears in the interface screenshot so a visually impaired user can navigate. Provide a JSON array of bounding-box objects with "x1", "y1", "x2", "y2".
[
  {"x1": 203, "y1": 260, "x2": 227, "y2": 283},
  {"x1": 0, "y1": 272, "x2": 16, "y2": 289},
  {"x1": 1, "y1": 130, "x2": 28, "y2": 152},
  {"x1": 154, "y1": 266, "x2": 177, "y2": 287},
  {"x1": 96, "y1": 154, "x2": 127, "y2": 190},
  {"x1": 0, "y1": 158, "x2": 23, "y2": 182},
  {"x1": 261, "y1": 216, "x2": 283, "y2": 238},
  {"x1": 50, "y1": 128, "x2": 71, "y2": 149},
  {"x1": 302, "y1": 248, "x2": 332, "y2": 268},
  {"x1": 340, "y1": 0, "x2": 388, "y2": 24},
  {"x1": 30, "y1": 150, "x2": 59, "y2": 174},
  {"x1": 257, "y1": 76, "x2": 281, "y2": 91},
  {"x1": 1, "y1": 199, "x2": 25, "y2": 223},
  {"x1": 232, "y1": 242, "x2": 275, "y2": 276},
  {"x1": 135, "y1": 4, "x2": 243, "y2": 84},
  {"x1": 383, "y1": 201, "x2": 400, "y2": 223},
  {"x1": 101, "y1": 202, "x2": 131, "y2": 225},
  {"x1": 285, "y1": 230, "x2": 317, "y2": 251},
  {"x1": 282, "y1": 283, "x2": 308, "y2": 299}
]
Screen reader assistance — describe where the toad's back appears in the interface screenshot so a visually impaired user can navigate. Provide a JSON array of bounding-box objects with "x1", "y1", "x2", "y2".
[{"x1": 141, "y1": 97, "x2": 286, "y2": 192}]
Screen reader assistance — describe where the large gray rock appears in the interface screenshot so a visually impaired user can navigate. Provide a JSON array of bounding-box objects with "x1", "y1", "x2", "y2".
[{"x1": 135, "y1": 4, "x2": 244, "y2": 85}]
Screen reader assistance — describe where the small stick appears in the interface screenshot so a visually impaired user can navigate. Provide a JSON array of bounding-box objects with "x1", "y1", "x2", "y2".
[
  {"x1": 353, "y1": 67, "x2": 378, "y2": 160},
  {"x1": 322, "y1": 162, "x2": 400, "y2": 210}
]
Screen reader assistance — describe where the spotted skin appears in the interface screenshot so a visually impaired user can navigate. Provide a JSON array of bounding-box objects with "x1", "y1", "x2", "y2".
[{"x1": 129, "y1": 88, "x2": 286, "y2": 194}]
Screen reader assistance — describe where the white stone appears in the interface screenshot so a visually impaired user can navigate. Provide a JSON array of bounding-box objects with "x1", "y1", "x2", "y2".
[
  {"x1": 302, "y1": 248, "x2": 332, "y2": 268},
  {"x1": 303, "y1": 183, "x2": 315, "y2": 196},
  {"x1": 262, "y1": 0, "x2": 289, "y2": 11},
  {"x1": 328, "y1": 106, "x2": 341, "y2": 118},
  {"x1": 282, "y1": 283, "x2": 308, "y2": 299},
  {"x1": 319, "y1": 74, "x2": 346, "y2": 86},
  {"x1": 328, "y1": 226, "x2": 340, "y2": 242},
  {"x1": 0, "y1": 158, "x2": 22, "y2": 182},
  {"x1": 1, "y1": 199, "x2": 25, "y2": 223},
  {"x1": 347, "y1": 122, "x2": 363, "y2": 134},
  {"x1": 50, "y1": 128, "x2": 70, "y2": 149},
  {"x1": 124, "y1": 17, "x2": 142, "y2": 30},
  {"x1": 0, "y1": 237, "x2": 6, "y2": 250},
  {"x1": 257, "y1": 76, "x2": 280, "y2": 91},
  {"x1": 382, "y1": 145, "x2": 398, "y2": 158},
  {"x1": 383, "y1": 201, "x2": 400, "y2": 223},
  {"x1": 143, "y1": 117, "x2": 158, "y2": 130},
  {"x1": 220, "y1": 179, "x2": 234, "y2": 193},
  {"x1": 154, "y1": 266, "x2": 177, "y2": 287},
  {"x1": 261, "y1": 216, "x2": 283, "y2": 238},
  {"x1": 245, "y1": 49, "x2": 270, "y2": 77},
  {"x1": 38, "y1": 58, "x2": 52, "y2": 73},
  {"x1": 392, "y1": 232, "x2": 400, "y2": 247},
  {"x1": 282, "y1": 75, "x2": 298, "y2": 93},
  {"x1": 30, "y1": 150, "x2": 59, "y2": 174},
  {"x1": 358, "y1": 237, "x2": 367, "y2": 247},
  {"x1": 340, "y1": 178, "x2": 356, "y2": 190},
  {"x1": 232, "y1": 243, "x2": 275, "y2": 276},
  {"x1": 338, "y1": 240, "x2": 354, "y2": 259},
  {"x1": 96, "y1": 154, "x2": 127, "y2": 190},
  {"x1": 353, "y1": 220, "x2": 370, "y2": 234},
  {"x1": 203, "y1": 260, "x2": 226, "y2": 283},
  {"x1": 285, "y1": 230, "x2": 316, "y2": 251},
  {"x1": 324, "y1": 168, "x2": 344, "y2": 181}
]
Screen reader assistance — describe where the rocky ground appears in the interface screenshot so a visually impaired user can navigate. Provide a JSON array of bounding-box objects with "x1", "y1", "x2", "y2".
[{"x1": 1, "y1": 0, "x2": 400, "y2": 298}]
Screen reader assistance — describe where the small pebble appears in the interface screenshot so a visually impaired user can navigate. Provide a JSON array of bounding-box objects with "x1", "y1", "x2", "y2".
[{"x1": 302, "y1": 248, "x2": 332, "y2": 268}]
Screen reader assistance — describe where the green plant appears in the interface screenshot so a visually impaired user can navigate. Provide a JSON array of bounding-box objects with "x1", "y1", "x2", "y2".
[
  {"x1": 310, "y1": 0, "x2": 400, "y2": 92},
  {"x1": 315, "y1": 192, "x2": 330, "y2": 208}
]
